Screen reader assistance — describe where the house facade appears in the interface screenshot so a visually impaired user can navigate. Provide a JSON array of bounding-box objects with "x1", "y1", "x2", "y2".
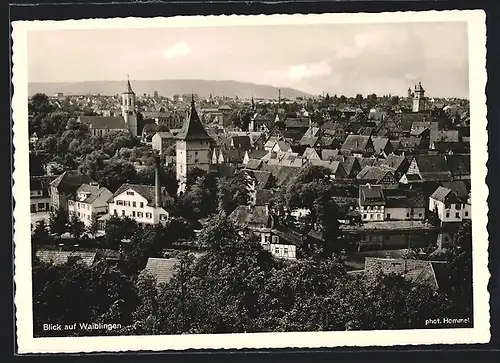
[
  {"x1": 68, "y1": 183, "x2": 112, "y2": 228},
  {"x1": 429, "y1": 186, "x2": 471, "y2": 223},
  {"x1": 358, "y1": 184, "x2": 386, "y2": 222}
]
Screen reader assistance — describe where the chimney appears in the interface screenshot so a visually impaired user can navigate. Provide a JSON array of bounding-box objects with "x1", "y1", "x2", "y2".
[{"x1": 154, "y1": 155, "x2": 162, "y2": 208}]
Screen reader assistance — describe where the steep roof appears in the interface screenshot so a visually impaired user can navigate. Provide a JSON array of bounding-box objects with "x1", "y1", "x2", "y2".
[
  {"x1": 359, "y1": 184, "x2": 385, "y2": 206},
  {"x1": 430, "y1": 186, "x2": 456, "y2": 203},
  {"x1": 75, "y1": 184, "x2": 113, "y2": 205},
  {"x1": 446, "y1": 154, "x2": 471, "y2": 178},
  {"x1": 176, "y1": 96, "x2": 213, "y2": 141},
  {"x1": 371, "y1": 137, "x2": 390, "y2": 154},
  {"x1": 377, "y1": 154, "x2": 408, "y2": 171},
  {"x1": 413, "y1": 155, "x2": 452, "y2": 177},
  {"x1": 50, "y1": 170, "x2": 94, "y2": 194},
  {"x1": 229, "y1": 205, "x2": 272, "y2": 228},
  {"x1": 357, "y1": 166, "x2": 395, "y2": 184},
  {"x1": 30, "y1": 175, "x2": 57, "y2": 193},
  {"x1": 341, "y1": 135, "x2": 372, "y2": 153},
  {"x1": 79, "y1": 116, "x2": 127, "y2": 130},
  {"x1": 143, "y1": 258, "x2": 178, "y2": 286},
  {"x1": 123, "y1": 79, "x2": 135, "y2": 94},
  {"x1": 441, "y1": 181, "x2": 469, "y2": 200}
]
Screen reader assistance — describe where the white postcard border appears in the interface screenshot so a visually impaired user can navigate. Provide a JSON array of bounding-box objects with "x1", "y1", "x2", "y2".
[{"x1": 13, "y1": 10, "x2": 490, "y2": 354}]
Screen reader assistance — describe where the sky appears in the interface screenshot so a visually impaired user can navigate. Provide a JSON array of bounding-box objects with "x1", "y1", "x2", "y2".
[{"x1": 27, "y1": 21, "x2": 469, "y2": 98}]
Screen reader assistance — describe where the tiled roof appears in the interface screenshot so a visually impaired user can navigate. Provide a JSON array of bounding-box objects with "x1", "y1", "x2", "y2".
[
  {"x1": 431, "y1": 130, "x2": 459, "y2": 143},
  {"x1": 441, "y1": 181, "x2": 469, "y2": 200},
  {"x1": 357, "y1": 166, "x2": 394, "y2": 184},
  {"x1": 143, "y1": 258, "x2": 179, "y2": 285},
  {"x1": 414, "y1": 155, "x2": 451, "y2": 174},
  {"x1": 229, "y1": 205, "x2": 272, "y2": 228},
  {"x1": 108, "y1": 183, "x2": 172, "y2": 205},
  {"x1": 271, "y1": 225, "x2": 303, "y2": 246},
  {"x1": 76, "y1": 184, "x2": 113, "y2": 205},
  {"x1": 359, "y1": 184, "x2": 385, "y2": 206},
  {"x1": 79, "y1": 116, "x2": 127, "y2": 130},
  {"x1": 30, "y1": 175, "x2": 57, "y2": 193},
  {"x1": 36, "y1": 250, "x2": 97, "y2": 267},
  {"x1": 50, "y1": 170, "x2": 94, "y2": 194},
  {"x1": 430, "y1": 186, "x2": 454, "y2": 203},
  {"x1": 446, "y1": 154, "x2": 471, "y2": 177},
  {"x1": 244, "y1": 159, "x2": 263, "y2": 170},
  {"x1": 341, "y1": 135, "x2": 372, "y2": 153},
  {"x1": 364, "y1": 257, "x2": 447, "y2": 291},
  {"x1": 384, "y1": 188, "x2": 426, "y2": 208},
  {"x1": 377, "y1": 155, "x2": 408, "y2": 171},
  {"x1": 176, "y1": 97, "x2": 213, "y2": 141},
  {"x1": 321, "y1": 149, "x2": 340, "y2": 161}
]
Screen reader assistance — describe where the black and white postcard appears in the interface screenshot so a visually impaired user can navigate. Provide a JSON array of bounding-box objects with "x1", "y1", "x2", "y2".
[{"x1": 12, "y1": 10, "x2": 489, "y2": 353}]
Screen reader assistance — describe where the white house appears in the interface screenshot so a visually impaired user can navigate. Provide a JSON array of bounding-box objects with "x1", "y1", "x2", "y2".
[
  {"x1": 151, "y1": 131, "x2": 175, "y2": 155},
  {"x1": 68, "y1": 183, "x2": 113, "y2": 228},
  {"x1": 103, "y1": 158, "x2": 173, "y2": 228},
  {"x1": 429, "y1": 186, "x2": 471, "y2": 223}
]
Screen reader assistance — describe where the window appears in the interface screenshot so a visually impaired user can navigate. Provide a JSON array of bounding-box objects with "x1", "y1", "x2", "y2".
[
  {"x1": 146, "y1": 212, "x2": 152, "y2": 219},
  {"x1": 132, "y1": 211, "x2": 136, "y2": 217},
  {"x1": 133, "y1": 201, "x2": 136, "y2": 207},
  {"x1": 195, "y1": 159, "x2": 199, "y2": 164},
  {"x1": 195, "y1": 151, "x2": 198, "y2": 155},
  {"x1": 137, "y1": 212, "x2": 143, "y2": 218},
  {"x1": 456, "y1": 204, "x2": 461, "y2": 210},
  {"x1": 45, "y1": 203, "x2": 50, "y2": 210},
  {"x1": 445, "y1": 204, "x2": 451, "y2": 210},
  {"x1": 363, "y1": 214, "x2": 367, "y2": 219},
  {"x1": 406, "y1": 213, "x2": 410, "y2": 218},
  {"x1": 465, "y1": 211, "x2": 469, "y2": 217},
  {"x1": 77, "y1": 202, "x2": 81, "y2": 208},
  {"x1": 124, "y1": 201, "x2": 131, "y2": 207},
  {"x1": 113, "y1": 209, "x2": 117, "y2": 215},
  {"x1": 160, "y1": 214, "x2": 168, "y2": 221},
  {"x1": 117, "y1": 200, "x2": 123, "y2": 206},
  {"x1": 418, "y1": 213, "x2": 422, "y2": 217},
  {"x1": 377, "y1": 214, "x2": 381, "y2": 220},
  {"x1": 386, "y1": 213, "x2": 391, "y2": 219},
  {"x1": 140, "y1": 202, "x2": 144, "y2": 208},
  {"x1": 122, "y1": 210, "x2": 125, "y2": 216},
  {"x1": 272, "y1": 236, "x2": 279, "y2": 243},
  {"x1": 283, "y1": 248, "x2": 289, "y2": 255},
  {"x1": 265, "y1": 235, "x2": 271, "y2": 243},
  {"x1": 367, "y1": 206, "x2": 371, "y2": 211},
  {"x1": 444, "y1": 236, "x2": 449, "y2": 242},
  {"x1": 455, "y1": 212, "x2": 460, "y2": 218},
  {"x1": 274, "y1": 248, "x2": 280, "y2": 255},
  {"x1": 38, "y1": 202, "x2": 45, "y2": 210},
  {"x1": 126, "y1": 191, "x2": 134, "y2": 196},
  {"x1": 446, "y1": 212, "x2": 450, "y2": 218},
  {"x1": 30, "y1": 204, "x2": 36, "y2": 213}
]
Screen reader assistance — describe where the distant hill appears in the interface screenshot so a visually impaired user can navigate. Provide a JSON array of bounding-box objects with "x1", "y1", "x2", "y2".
[{"x1": 28, "y1": 79, "x2": 314, "y2": 100}]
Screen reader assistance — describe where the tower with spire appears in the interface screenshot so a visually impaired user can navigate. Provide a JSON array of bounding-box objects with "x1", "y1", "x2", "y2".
[
  {"x1": 121, "y1": 75, "x2": 138, "y2": 136},
  {"x1": 412, "y1": 81, "x2": 425, "y2": 112},
  {"x1": 175, "y1": 95, "x2": 213, "y2": 194}
]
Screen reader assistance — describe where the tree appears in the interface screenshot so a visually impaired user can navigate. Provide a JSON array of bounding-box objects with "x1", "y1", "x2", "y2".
[
  {"x1": 135, "y1": 164, "x2": 177, "y2": 198},
  {"x1": 96, "y1": 159, "x2": 138, "y2": 192},
  {"x1": 68, "y1": 212, "x2": 85, "y2": 240},
  {"x1": 48, "y1": 209, "x2": 68, "y2": 238},
  {"x1": 447, "y1": 220, "x2": 473, "y2": 317},
  {"x1": 87, "y1": 215, "x2": 100, "y2": 239},
  {"x1": 32, "y1": 220, "x2": 50, "y2": 244},
  {"x1": 123, "y1": 225, "x2": 167, "y2": 274},
  {"x1": 217, "y1": 171, "x2": 251, "y2": 215},
  {"x1": 104, "y1": 216, "x2": 138, "y2": 250},
  {"x1": 283, "y1": 165, "x2": 341, "y2": 257},
  {"x1": 355, "y1": 94, "x2": 364, "y2": 105}
]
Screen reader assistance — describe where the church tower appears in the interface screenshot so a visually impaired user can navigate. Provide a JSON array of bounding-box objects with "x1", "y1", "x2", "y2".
[
  {"x1": 412, "y1": 82, "x2": 425, "y2": 113},
  {"x1": 176, "y1": 95, "x2": 213, "y2": 194},
  {"x1": 121, "y1": 76, "x2": 138, "y2": 137}
]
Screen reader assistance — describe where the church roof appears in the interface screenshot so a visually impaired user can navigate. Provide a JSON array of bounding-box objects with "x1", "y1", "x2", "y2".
[
  {"x1": 176, "y1": 96, "x2": 213, "y2": 141},
  {"x1": 123, "y1": 79, "x2": 135, "y2": 94}
]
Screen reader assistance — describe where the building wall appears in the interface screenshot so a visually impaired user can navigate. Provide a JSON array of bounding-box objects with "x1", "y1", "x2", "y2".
[
  {"x1": 108, "y1": 191, "x2": 169, "y2": 226},
  {"x1": 68, "y1": 201, "x2": 108, "y2": 228},
  {"x1": 385, "y1": 207, "x2": 425, "y2": 221},
  {"x1": 429, "y1": 198, "x2": 470, "y2": 222},
  {"x1": 176, "y1": 140, "x2": 211, "y2": 193},
  {"x1": 270, "y1": 242, "x2": 297, "y2": 260},
  {"x1": 359, "y1": 205, "x2": 385, "y2": 221},
  {"x1": 90, "y1": 128, "x2": 125, "y2": 137}
]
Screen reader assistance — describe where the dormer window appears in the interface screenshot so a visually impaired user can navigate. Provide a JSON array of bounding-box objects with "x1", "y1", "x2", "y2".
[{"x1": 126, "y1": 191, "x2": 134, "y2": 196}]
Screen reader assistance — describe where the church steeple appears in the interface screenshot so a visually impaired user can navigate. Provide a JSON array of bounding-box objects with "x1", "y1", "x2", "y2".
[
  {"x1": 176, "y1": 94, "x2": 212, "y2": 141},
  {"x1": 121, "y1": 75, "x2": 137, "y2": 136},
  {"x1": 124, "y1": 74, "x2": 135, "y2": 94}
]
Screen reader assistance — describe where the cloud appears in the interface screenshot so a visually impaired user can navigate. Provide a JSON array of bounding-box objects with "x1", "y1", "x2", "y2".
[
  {"x1": 163, "y1": 41, "x2": 191, "y2": 59},
  {"x1": 287, "y1": 61, "x2": 332, "y2": 81}
]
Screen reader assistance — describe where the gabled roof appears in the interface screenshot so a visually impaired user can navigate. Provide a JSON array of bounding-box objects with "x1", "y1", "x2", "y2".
[
  {"x1": 229, "y1": 205, "x2": 272, "y2": 228},
  {"x1": 176, "y1": 96, "x2": 213, "y2": 141},
  {"x1": 371, "y1": 137, "x2": 390, "y2": 154},
  {"x1": 377, "y1": 154, "x2": 408, "y2": 171},
  {"x1": 359, "y1": 184, "x2": 385, "y2": 206},
  {"x1": 357, "y1": 166, "x2": 395, "y2": 184},
  {"x1": 271, "y1": 225, "x2": 303, "y2": 246},
  {"x1": 446, "y1": 154, "x2": 471, "y2": 177},
  {"x1": 430, "y1": 186, "x2": 458, "y2": 203},
  {"x1": 341, "y1": 135, "x2": 372, "y2": 153},
  {"x1": 441, "y1": 181, "x2": 469, "y2": 200},
  {"x1": 30, "y1": 175, "x2": 57, "y2": 192},
  {"x1": 108, "y1": 183, "x2": 172, "y2": 205},
  {"x1": 413, "y1": 155, "x2": 451, "y2": 174},
  {"x1": 244, "y1": 158, "x2": 263, "y2": 170},
  {"x1": 244, "y1": 170, "x2": 273, "y2": 190},
  {"x1": 36, "y1": 250, "x2": 96, "y2": 267},
  {"x1": 321, "y1": 149, "x2": 340, "y2": 161},
  {"x1": 50, "y1": 171, "x2": 95, "y2": 194},
  {"x1": 431, "y1": 130, "x2": 459, "y2": 143},
  {"x1": 75, "y1": 184, "x2": 113, "y2": 205},
  {"x1": 143, "y1": 258, "x2": 178, "y2": 286}
]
